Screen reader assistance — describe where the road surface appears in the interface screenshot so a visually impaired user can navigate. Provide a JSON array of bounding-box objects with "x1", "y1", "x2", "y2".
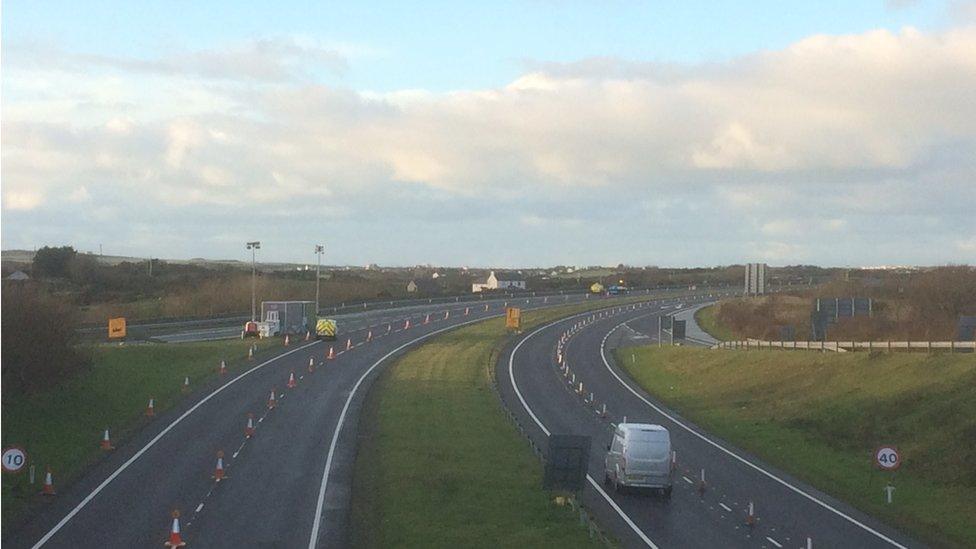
[{"x1": 497, "y1": 299, "x2": 921, "y2": 548}]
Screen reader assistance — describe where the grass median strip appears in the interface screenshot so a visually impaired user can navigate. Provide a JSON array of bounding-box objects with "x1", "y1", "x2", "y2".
[
  {"x1": 616, "y1": 346, "x2": 976, "y2": 548},
  {"x1": 693, "y1": 304, "x2": 735, "y2": 341},
  {"x1": 1, "y1": 337, "x2": 278, "y2": 529},
  {"x1": 349, "y1": 301, "x2": 651, "y2": 548}
]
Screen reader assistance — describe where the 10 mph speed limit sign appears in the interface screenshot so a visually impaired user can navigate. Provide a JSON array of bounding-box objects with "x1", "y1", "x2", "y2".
[
  {"x1": 875, "y1": 446, "x2": 901, "y2": 471},
  {"x1": 2, "y1": 447, "x2": 28, "y2": 473}
]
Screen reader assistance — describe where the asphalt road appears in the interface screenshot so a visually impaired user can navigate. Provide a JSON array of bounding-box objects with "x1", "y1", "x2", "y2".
[
  {"x1": 497, "y1": 299, "x2": 922, "y2": 549},
  {"x1": 10, "y1": 289, "x2": 721, "y2": 549}
]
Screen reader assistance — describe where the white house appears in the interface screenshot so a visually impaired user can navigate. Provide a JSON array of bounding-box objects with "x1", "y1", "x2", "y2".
[{"x1": 472, "y1": 271, "x2": 526, "y2": 292}]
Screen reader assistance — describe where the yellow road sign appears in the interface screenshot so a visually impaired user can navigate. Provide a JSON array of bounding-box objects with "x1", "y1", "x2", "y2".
[
  {"x1": 506, "y1": 307, "x2": 521, "y2": 330},
  {"x1": 108, "y1": 317, "x2": 127, "y2": 339}
]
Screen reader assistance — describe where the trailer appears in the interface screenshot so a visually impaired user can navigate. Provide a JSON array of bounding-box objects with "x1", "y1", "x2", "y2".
[{"x1": 260, "y1": 301, "x2": 317, "y2": 336}]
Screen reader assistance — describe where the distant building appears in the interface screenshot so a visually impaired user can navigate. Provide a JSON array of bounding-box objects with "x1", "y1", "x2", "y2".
[
  {"x1": 472, "y1": 270, "x2": 526, "y2": 292},
  {"x1": 407, "y1": 279, "x2": 441, "y2": 294},
  {"x1": 6, "y1": 270, "x2": 30, "y2": 281},
  {"x1": 744, "y1": 263, "x2": 767, "y2": 295}
]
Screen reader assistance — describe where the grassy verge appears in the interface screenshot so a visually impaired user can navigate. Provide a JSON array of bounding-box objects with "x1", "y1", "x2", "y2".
[
  {"x1": 693, "y1": 304, "x2": 735, "y2": 341},
  {"x1": 1, "y1": 337, "x2": 279, "y2": 529},
  {"x1": 616, "y1": 346, "x2": 976, "y2": 548},
  {"x1": 349, "y1": 301, "x2": 649, "y2": 548}
]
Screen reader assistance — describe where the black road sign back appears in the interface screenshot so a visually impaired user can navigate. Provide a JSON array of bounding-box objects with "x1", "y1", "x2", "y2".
[{"x1": 543, "y1": 434, "x2": 591, "y2": 492}]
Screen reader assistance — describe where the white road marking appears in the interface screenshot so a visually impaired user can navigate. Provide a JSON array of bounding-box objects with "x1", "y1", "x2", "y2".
[
  {"x1": 508, "y1": 306, "x2": 662, "y2": 549},
  {"x1": 598, "y1": 315, "x2": 909, "y2": 549},
  {"x1": 683, "y1": 476, "x2": 694, "y2": 484},
  {"x1": 28, "y1": 341, "x2": 320, "y2": 549},
  {"x1": 766, "y1": 536, "x2": 783, "y2": 548},
  {"x1": 195, "y1": 503, "x2": 204, "y2": 513},
  {"x1": 719, "y1": 503, "x2": 733, "y2": 512}
]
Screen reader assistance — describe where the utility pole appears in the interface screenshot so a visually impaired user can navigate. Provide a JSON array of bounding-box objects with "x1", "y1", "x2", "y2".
[
  {"x1": 246, "y1": 241, "x2": 261, "y2": 321},
  {"x1": 315, "y1": 244, "x2": 324, "y2": 314}
]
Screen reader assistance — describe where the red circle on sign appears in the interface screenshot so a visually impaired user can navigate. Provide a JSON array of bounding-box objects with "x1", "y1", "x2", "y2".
[
  {"x1": 875, "y1": 446, "x2": 901, "y2": 471},
  {"x1": 2, "y1": 446, "x2": 29, "y2": 474}
]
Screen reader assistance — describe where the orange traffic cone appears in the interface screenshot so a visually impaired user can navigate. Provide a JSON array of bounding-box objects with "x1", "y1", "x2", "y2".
[
  {"x1": 345, "y1": 338, "x2": 352, "y2": 351},
  {"x1": 219, "y1": 360, "x2": 228, "y2": 375},
  {"x1": 100, "y1": 428, "x2": 115, "y2": 451},
  {"x1": 41, "y1": 467, "x2": 56, "y2": 495},
  {"x1": 146, "y1": 398, "x2": 156, "y2": 417},
  {"x1": 404, "y1": 319, "x2": 411, "y2": 330},
  {"x1": 212, "y1": 451, "x2": 226, "y2": 481},
  {"x1": 268, "y1": 389, "x2": 277, "y2": 410},
  {"x1": 327, "y1": 346, "x2": 335, "y2": 360},
  {"x1": 746, "y1": 501, "x2": 756, "y2": 527},
  {"x1": 366, "y1": 330, "x2": 373, "y2": 342},
  {"x1": 164, "y1": 510, "x2": 186, "y2": 547},
  {"x1": 182, "y1": 376, "x2": 190, "y2": 393},
  {"x1": 287, "y1": 372, "x2": 298, "y2": 389},
  {"x1": 245, "y1": 413, "x2": 256, "y2": 438},
  {"x1": 284, "y1": 334, "x2": 290, "y2": 346},
  {"x1": 308, "y1": 357, "x2": 315, "y2": 373}
]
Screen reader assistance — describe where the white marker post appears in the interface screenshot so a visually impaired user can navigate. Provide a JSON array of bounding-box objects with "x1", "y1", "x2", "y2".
[{"x1": 884, "y1": 484, "x2": 895, "y2": 504}]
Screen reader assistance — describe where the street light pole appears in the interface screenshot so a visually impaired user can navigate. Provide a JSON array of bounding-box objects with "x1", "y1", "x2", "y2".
[
  {"x1": 246, "y1": 241, "x2": 261, "y2": 321},
  {"x1": 315, "y1": 244, "x2": 324, "y2": 315}
]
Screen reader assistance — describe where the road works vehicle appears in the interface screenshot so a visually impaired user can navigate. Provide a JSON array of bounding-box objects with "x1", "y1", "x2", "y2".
[
  {"x1": 605, "y1": 423, "x2": 673, "y2": 497},
  {"x1": 316, "y1": 318, "x2": 338, "y2": 341}
]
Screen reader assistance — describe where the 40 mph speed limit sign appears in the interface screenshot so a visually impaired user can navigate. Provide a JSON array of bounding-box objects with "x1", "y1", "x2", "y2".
[
  {"x1": 2, "y1": 447, "x2": 28, "y2": 473},
  {"x1": 875, "y1": 446, "x2": 901, "y2": 471}
]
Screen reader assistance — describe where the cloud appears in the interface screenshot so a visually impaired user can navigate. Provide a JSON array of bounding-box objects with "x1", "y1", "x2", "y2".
[{"x1": 2, "y1": 27, "x2": 975, "y2": 265}]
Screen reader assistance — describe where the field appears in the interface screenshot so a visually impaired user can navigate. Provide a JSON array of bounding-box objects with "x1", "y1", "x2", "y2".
[
  {"x1": 693, "y1": 304, "x2": 735, "y2": 341},
  {"x1": 348, "y1": 300, "x2": 656, "y2": 547},
  {"x1": 616, "y1": 346, "x2": 976, "y2": 548},
  {"x1": 0, "y1": 337, "x2": 278, "y2": 529}
]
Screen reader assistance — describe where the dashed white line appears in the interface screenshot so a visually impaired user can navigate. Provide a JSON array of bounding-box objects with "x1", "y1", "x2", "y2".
[
  {"x1": 766, "y1": 536, "x2": 783, "y2": 548},
  {"x1": 683, "y1": 476, "x2": 694, "y2": 484},
  {"x1": 195, "y1": 503, "x2": 204, "y2": 513},
  {"x1": 719, "y1": 503, "x2": 733, "y2": 513}
]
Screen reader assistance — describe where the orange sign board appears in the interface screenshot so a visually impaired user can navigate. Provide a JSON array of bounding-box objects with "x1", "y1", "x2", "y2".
[
  {"x1": 505, "y1": 307, "x2": 521, "y2": 330},
  {"x1": 108, "y1": 317, "x2": 127, "y2": 339}
]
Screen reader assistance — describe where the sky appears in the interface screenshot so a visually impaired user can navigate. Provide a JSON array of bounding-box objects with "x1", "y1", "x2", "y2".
[{"x1": 2, "y1": 1, "x2": 975, "y2": 267}]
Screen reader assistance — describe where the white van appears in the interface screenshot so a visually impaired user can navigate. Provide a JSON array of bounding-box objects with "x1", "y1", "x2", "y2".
[{"x1": 604, "y1": 423, "x2": 673, "y2": 496}]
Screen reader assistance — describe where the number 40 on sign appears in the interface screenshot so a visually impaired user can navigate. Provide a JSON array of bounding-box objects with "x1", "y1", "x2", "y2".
[{"x1": 875, "y1": 446, "x2": 901, "y2": 471}]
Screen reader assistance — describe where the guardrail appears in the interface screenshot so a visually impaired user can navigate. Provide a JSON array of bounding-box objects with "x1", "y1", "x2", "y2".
[{"x1": 714, "y1": 339, "x2": 976, "y2": 353}]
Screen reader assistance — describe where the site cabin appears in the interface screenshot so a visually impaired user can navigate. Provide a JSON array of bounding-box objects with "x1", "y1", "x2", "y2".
[{"x1": 260, "y1": 301, "x2": 317, "y2": 336}]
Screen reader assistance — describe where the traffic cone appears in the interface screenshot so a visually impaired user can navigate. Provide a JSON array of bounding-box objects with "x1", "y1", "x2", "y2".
[
  {"x1": 404, "y1": 319, "x2": 411, "y2": 330},
  {"x1": 219, "y1": 360, "x2": 228, "y2": 376},
  {"x1": 366, "y1": 330, "x2": 373, "y2": 342},
  {"x1": 245, "y1": 413, "x2": 256, "y2": 438},
  {"x1": 444, "y1": 311, "x2": 450, "y2": 320},
  {"x1": 182, "y1": 376, "x2": 190, "y2": 393},
  {"x1": 287, "y1": 372, "x2": 298, "y2": 389},
  {"x1": 146, "y1": 398, "x2": 156, "y2": 417},
  {"x1": 746, "y1": 501, "x2": 756, "y2": 527},
  {"x1": 305, "y1": 330, "x2": 311, "y2": 341},
  {"x1": 248, "y1": 345, "x2": 254, "y2": 360},
  {"x1": 387, "y1": 324, "x2": 392, "y2": 334},
  {"x1": 345, "y1": 338, "x2": 352, "y2": 351},
  {"x1": 164, "y1": 510, "x2": 186, "y2": 547},
  {"x1": 464, "y1": 307, "x2": 469, "y2": 315},
  {"x1": 485, "y1": 304, "x2": 489, "y2": 312},
  {"x1": 284, "y1": 334, "x2": 290, "y2": 346},
  {"x1": 41, "y1": 467, "x2": 56, "y2": 495},
  {"x1": 267, "y1": 389, "x2": 277, "y2": 410},
  {"x1": 327, "y1": 346, "x2": 335, "y2": 360},
  {"x1": 212, "y1": 451, "x2": 226, "y2": 481},
  {"x1": 308, "y1": 357, "x2": 315, "y2": 373},
  {"x1": 100, "y1": 428, "x2": 115, "y2": 451},
  {"x1": 424, "y1": 314, "x2": 430, "y2": 324}
]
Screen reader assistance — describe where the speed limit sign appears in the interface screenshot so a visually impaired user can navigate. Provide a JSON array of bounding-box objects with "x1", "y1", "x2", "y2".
[
  {"x1": 2, "y1": 447, "x2": 28, "y2": 473},
  {"x1": 875, "y1": 446, "x2": 901, "y2": 471}
]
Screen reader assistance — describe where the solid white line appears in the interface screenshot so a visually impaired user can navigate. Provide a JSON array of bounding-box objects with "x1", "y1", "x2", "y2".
[
  {"x1": 29, "y1": 341, "x2": 320, "y2": 549},
  {"x1": 307, "y1": 313, "x2": 510, "y2": 549},
  {"x1": 508, "y1": 308, "x2": 661, "y2": 549},
  {"x1": 597, "y1": 317, "x2": 909, "y2": 549},
  {"x1": 719, "y1": 503, "x2": 733, "y2": 513},
  {"x1": 766, "y1": 536, "x2": 784, "y2": 548}
]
